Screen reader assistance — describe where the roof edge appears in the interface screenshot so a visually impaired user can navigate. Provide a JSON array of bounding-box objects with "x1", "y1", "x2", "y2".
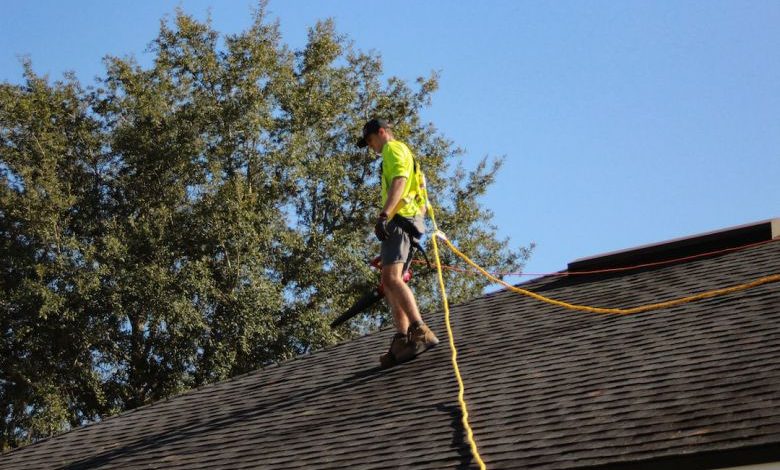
[
  {"x1": 577, "y1": 441, "x2": 780, "y2": 470},
  {"x1": 568, "y1": 217, "x2": 779, "y2": 273}
]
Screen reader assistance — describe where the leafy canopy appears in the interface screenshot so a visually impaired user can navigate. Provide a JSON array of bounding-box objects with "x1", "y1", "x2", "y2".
[{"x1": 0, "y1": 4, "x2": 532, "y2": 450}]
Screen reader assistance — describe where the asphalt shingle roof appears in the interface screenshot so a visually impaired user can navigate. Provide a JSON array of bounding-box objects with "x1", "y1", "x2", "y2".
[{"x1": 3, "y1": 228, "x2": 780, "y2": 469}]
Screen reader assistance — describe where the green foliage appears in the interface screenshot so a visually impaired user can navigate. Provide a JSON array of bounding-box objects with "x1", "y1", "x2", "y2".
[{"x1": 0, "y1": 3, "x2": 532, "y2": 451}]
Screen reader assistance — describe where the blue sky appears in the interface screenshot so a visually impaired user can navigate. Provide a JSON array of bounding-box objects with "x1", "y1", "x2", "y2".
[{"x1": 2, "y1": 0, "x2": 778, "y2": 277}]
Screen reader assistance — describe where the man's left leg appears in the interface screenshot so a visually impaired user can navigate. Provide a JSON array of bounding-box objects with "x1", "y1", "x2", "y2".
[
  {"x1": 382, "y1": 261, "x2": 422, "y2": 328},
  {"x1": 378, "y1": 218, "x2": 438, "y2": 368},
  {"x1": 382, "y1": 262, "x2": 439, "y2": 357}
]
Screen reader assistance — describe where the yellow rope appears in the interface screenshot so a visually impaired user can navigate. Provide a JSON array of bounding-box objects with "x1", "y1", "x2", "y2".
[
  {"x1": 423, "y1": 185, "x2": 776, "y2": 470},
  {"x1": 437, "y1": 233, "x2": 780, "y2": 315},
  {"x1": 428, "y1": 204, "x2": 488, "y2": 470}
]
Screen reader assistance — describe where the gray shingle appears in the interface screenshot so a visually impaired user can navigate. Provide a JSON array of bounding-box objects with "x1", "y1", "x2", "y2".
[{"x1": 2, "y1": 238, "x2": 780, "y2": 469}]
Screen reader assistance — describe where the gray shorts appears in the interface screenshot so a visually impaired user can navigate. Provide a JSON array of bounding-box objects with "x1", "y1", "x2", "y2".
[{"x1": 381, "y1": 215, "x2": 426, "y2": 267}]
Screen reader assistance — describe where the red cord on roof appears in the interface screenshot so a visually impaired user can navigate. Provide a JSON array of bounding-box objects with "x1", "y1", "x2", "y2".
[{"x1": 414, "y1": 237, "x2": 779, "y2": 278}]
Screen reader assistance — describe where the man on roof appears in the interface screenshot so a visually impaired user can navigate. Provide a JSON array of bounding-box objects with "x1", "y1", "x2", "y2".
[{"x1": 357, "y1": 118, "x2": 440, "y2": 368}]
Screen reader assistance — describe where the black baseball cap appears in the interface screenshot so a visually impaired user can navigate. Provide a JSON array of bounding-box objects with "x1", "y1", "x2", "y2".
[{"x1": 356, "y1": 118, "x2": 391, "y2": 148}]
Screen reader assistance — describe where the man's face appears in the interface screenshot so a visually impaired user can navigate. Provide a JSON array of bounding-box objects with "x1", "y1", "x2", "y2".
[
  {"x1": 365, "y1": 128, "x2": 389, "y2": 154},
  {"x1": 366, "y1": 131, "x2": 382, "y2": 154}
]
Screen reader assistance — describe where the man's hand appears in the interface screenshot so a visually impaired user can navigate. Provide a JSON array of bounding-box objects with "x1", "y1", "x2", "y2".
[{"x1": 374, "y1": 212, "x2": 389, "y2": 242}]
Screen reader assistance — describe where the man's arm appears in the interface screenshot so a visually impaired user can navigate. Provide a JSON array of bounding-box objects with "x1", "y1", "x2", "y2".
[{"x1": 381, "y1": 176, "x2": 407, "y2": 217}]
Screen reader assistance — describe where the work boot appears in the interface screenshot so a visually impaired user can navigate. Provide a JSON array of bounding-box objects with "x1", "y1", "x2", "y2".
[
  {"x1": 379, "y1": 332, "x2": 416, "y2": 369},
  {"x1": 407, "y1": 320, "x2": 440, "y2": 356}
]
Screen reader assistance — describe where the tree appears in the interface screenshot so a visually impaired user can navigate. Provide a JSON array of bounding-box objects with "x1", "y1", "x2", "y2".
[
  {"x1": 0, "y1": 4, "x2": 532, "y2": 451},
  {"x1": 0, "y1": 64, "x2": 110, "y2": 450}
]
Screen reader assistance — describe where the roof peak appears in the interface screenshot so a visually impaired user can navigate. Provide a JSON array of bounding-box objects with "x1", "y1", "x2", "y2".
[{"x1": 568, "y1": 218, "x2": 779, "y2": 273}]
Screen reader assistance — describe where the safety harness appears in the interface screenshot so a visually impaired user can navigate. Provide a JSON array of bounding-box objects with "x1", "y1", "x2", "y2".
[{"x1": 388, "y1": 156, "x2": 431, "y2": 271}]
